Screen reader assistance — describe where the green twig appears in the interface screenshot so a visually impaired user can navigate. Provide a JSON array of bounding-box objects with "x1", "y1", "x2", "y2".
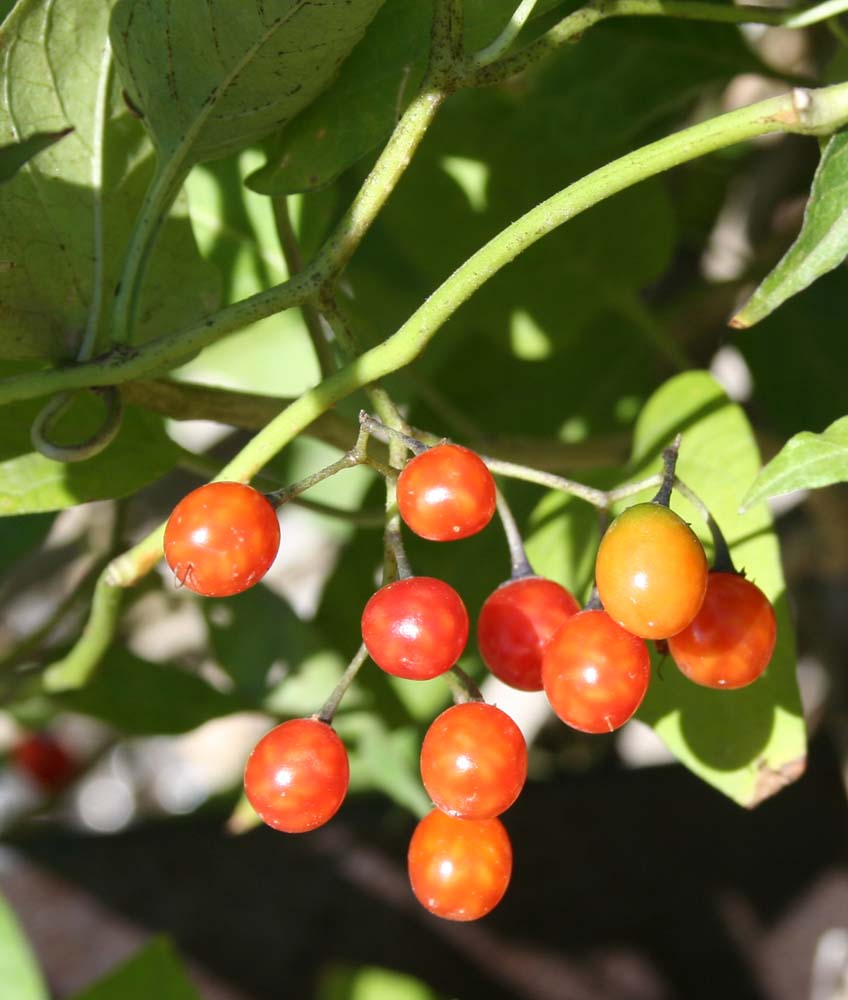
[
  {"x1": 317, "y1": 644, "x2": 371, "y2": 723},
  {"x1": 472, "y1": 0, "x2": 848, "y2": 84},
  {"x1": 473, "y1": 0, "x2": 541, "y2": 67},
  {"x1": 273, "y1": 196, "x2": 336, "y2": 378}
]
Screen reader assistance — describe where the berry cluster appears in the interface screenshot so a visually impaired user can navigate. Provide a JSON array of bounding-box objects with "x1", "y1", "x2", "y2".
[{"x1": 163, "y1": 431, "x2": 777, "y2": 923}]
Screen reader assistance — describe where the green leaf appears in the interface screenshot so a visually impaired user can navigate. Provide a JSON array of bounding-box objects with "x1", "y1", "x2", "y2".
[
  {"x1": 0, "y1": 892, "x2": 48, "y2": 1000},
  {"x1": 58, "y1": 647, "x2": 243, "y2": 735},
  {"x1": 630, "y1": 372, "x2": 804, "y2": 807},
  {"x1": 0, "y1": 127, "x2": 72, "y2": 183},
  {"x1": 0, "y1": 398, "x2": 179, "y2": 514},
  {"x1": 111, "y1": 0, "x2": 385, "y2": 171},
  {"x1": 742, "y1": 415, "x2": 848, "y2": 510},
  {"x1": 318, "y1": 964, "x2": 441, "y2": 1000},
  {"x1": 731, "y1": 130, "x2": 848, "y2": 328},
  {"x1": 0, "y1": 0, "x2": 219, "y2": 362},
  {"x1": 70, "y1": 938, "x2": 200, "y2": 1000},
  {"x1": 247, "y1": 0, "x2": 566, "y2": 195},
  {"x1": 246, "y1": 0, "x2": 431, "y2": 194}
]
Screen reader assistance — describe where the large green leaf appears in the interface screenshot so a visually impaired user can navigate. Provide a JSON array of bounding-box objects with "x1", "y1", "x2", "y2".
[
  {"x1": 0, "y1": 126, "x2": 72, "y2": 183},
  {"x1": 58, "y1": 647, "x2": 243, "y2": 734},
  {"x1": 731, "y1": 130, "x2": 848, "y2": 329},
  {"x1": 0, "y1": 0, "x2": 219, "y2": 362},
  {"x1": 247, "y1": 0, "x2": 566, "y2": 195},
  {"x1": 742, "y1": 415, "x2": 848, "y2": 510},
  {"x1": 630, "y1": 373, "x2": 804, "y2": 807},
  {"x1": 0, "y1": 397, "x2": 179, "y2": 514},
  {"x1": 0, "y1": 892, "x2": 47, "y2": 1000},
  {"x1": 71, "y1": 938, "x2": 200, "y2": 1000},
  {"x1": 111, "y1": 0, "x2": 385, "y2": 170}
]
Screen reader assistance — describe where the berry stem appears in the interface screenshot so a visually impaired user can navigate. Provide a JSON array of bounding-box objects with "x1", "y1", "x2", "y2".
[
  {"x1": 673, "y1": 476, "x2": 736, "y2": 573},
  {"x1": 177, "y1": 452, "x2": 385, "y2": 528},
  {"x1": 359, "y1": 412, "x2": 427, "y2": 457},
  {"x1": 495, "y1": 488, "x2": 535, "y2": 580},
  {"x1": 584, "y1": 585, "x2": 604, "y2": 611},
  {"x1": 265, "y1": 423, "x2": 394, "y2": 510},
  {"x1": 651, "y1": 434, "x2": 682, "y2": 507},
  {"x1": 482, "y1": 457, "x2": 609, "y2": 508},
  {"x1": 444, "y1": 665, "x2": 485, "y2": 705},
  {"x1": 317, "y1": 643, "x2": 371, "y2": 724}
]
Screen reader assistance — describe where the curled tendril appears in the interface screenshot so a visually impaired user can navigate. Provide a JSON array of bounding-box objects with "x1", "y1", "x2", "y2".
[{"x1": 30, "y1": 386, "x2": 123, "y2": 463}]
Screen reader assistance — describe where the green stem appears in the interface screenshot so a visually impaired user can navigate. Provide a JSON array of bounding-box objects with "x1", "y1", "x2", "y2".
[
  {"x1": 112, "y1": 161, "x2": 189, "y2": 344},
  {"x1": 273, "y1": 197, "x2": 337, "y2": 378},
  {"x1": 32, "y1": 81, "x2": 848, "y2": 686},
  {"x1": 495, "y1": 488, "x2": 535, "y2": 579},
  {"x1": 317, "y1": 644, "x2": 371, "y2": 723},
  {"x1": 41, "y1": 572, "x2": 123, "y2": 692},
  {"x1": 474, "y1": 0, "x2": 541, "y2": 67},
  {"x1": 5, "y1": 82, "x2": 845, "y2": 421},
  {"x1": 473, "y1": 0, "x2": 848, "y2": 84}
]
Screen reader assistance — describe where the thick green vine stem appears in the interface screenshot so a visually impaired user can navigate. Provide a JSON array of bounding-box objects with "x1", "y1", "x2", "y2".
[
  {"x1": 3, "y1": 81, "x2": 848, "y2": 413},
  {"x1": 34, "y1": 80, "x2": 848, "y2": 691},
  {"x1": 42, "y1": 572, "x2": 124, "y2": 692}
]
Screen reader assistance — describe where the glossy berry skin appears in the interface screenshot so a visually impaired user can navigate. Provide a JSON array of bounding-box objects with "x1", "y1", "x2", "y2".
[
  {"x1": 408, "y1": 809, "x2": 512, "y2": 921},
  {"x1": 243, "y1": 718, "x2": 348, "y2": 834},
  {"x1": 595, "y1": 502, "x2": 708, "y2": 639},
  {"x1": 421, "y1": 703, "x2": 527, "y2": 819},
  {"x1": 542, "y1": 610, "x2": 651, "y2": 733},
  {"x1": 397, "y1": 444, "x2": 496, "y2": 542},
  {"x1": 12, "y1": 733, "x2": 75, "y2": 791},
  {"x1": 477, "y1": 577, "x2": 580, "y2": 691},
  {"x1": 164, "y1": 482, "x2": 280, "y2": 598},
  {"x1": 361, "y1": 576, "x2": 469, "y2": 680},
  {"x1": 668, "y1": 572, "x2": 777, "y2": 689}
]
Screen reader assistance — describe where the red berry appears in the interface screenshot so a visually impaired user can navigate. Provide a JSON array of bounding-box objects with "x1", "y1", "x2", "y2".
[
  {"x1": 361, "y1": 576, "x2": 469, "y2": 680},
  {"x1": 164, "y1": 481, "x2": 280, "y2": 598},
  {"x1": 595, "y1": 502, "x2": 708, "y2": 639},
  {"x1": 243, "y1": 718, "x2": 348, "y2": 833},
  {"x1": 542, "y1": 609, "x2": 651, "y2": 733},
  {"x1": 421, "y1": 702, "x2": 527, "y2": 819},
  {"x1": 668, "y1": 572, "x2": 777, "y2": 689},
  {"x1": 397, "y1": 444, "x2": 496, "y2": 542},
  {"x1": 12, "y1": 733, "x2": 75, "y2": 791},
  {"x1": 408, "y1": 809, "x2": 512, "y2": 921},
  {"x1": 477, "y1": 577, "x2": 580, "y2": 691}
]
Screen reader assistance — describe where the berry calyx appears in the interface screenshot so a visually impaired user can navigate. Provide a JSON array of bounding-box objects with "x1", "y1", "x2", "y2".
[
  {"x1": 164, "y1": 481, "x2": 280, "y2": 598},
  {"x1": 594, "y1": 502, "x2": 708, "y2": 639},
  {"x1": 12, "y1": 733, "x2": 75, "y2": 791},
  {"x1": 243, "y1": 718, "x2": 348, "y2": 833},
  {"x1": 420, "y1": 702, "x2": 527, "y2": 819},
  {"x1": 397, "y1": 444, "x2": 496, "y2": 542},
  {"x1": 361, "y1": 576, "x2": 469, "y2": 680},
  {"x1": 668, "y1": 572, "x2": 777, "y2": 689},
  {"x1": 477, "y1": 577, "x2": 580, "y2": 691},
  {"x1": 408, "y1": 809, "x2": 512, "y2": 921},
  {"x1": 542, "y1": 609, "x2": 651, "y2": 733}
]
